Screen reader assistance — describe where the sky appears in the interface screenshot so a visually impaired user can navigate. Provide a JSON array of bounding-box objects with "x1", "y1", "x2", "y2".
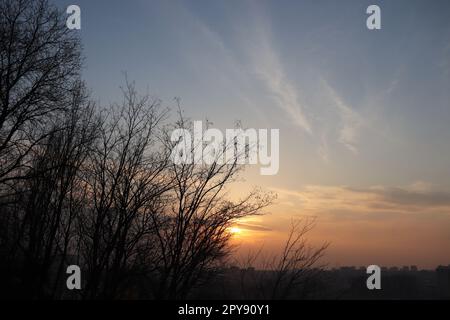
[{"x1": 58, "y1": 0, "x2": 450, "y2": 269}]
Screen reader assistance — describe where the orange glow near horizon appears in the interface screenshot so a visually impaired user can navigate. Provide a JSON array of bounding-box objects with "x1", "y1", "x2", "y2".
[
  {"x1": 224, "y1": 183, "x2": 450, "y2": 269},
  {"x1": 229, "y1": 226, "x2": 243, "y2": 235}
]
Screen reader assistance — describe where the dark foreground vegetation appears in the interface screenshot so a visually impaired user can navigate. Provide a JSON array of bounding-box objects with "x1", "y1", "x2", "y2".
[{"x1": 0, "y1": 0, "x2": 328, "y2": 300}]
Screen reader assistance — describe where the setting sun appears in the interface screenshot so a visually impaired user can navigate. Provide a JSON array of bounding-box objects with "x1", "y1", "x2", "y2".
[{"x1": 229, "y1": 226, "x2": 243, "y2": 235}]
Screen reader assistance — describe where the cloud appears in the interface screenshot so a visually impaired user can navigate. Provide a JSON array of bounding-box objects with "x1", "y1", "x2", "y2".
[
  {"x1": 272, "y1": 183, "x2": 450, "y2": 220},
  {"x1": 247, "y1": 14, "x2": 312, "y2": 134},
  {"x1": 185, "y1": 3, "x2": 382, "y2": 162},
  {"x1": 317, "y1": 133, "x2": 330, "y2": 163},
  {"x1": 266, "y1": 183, "x2": 450, "y2": 268},
  {"x1": 235, "y1": 222, "x2": 272, "y2": 232},
  {"x1": 321, "y1": 79, "x2": 363, "y2": 154},
  {"x1": 345, "y1": 186, "x2": 450, "y2": 208}
]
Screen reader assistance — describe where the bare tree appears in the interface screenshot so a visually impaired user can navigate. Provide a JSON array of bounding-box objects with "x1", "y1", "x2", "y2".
[
  {"x1": 237, "y1": 217, "x2": 329, "y2": 299},
  {"x1": 0, "y1": 0, "x2": 81, "y2": 188},
  {"x1": 0, "y1": 0, "x2": 293, "y2": 300},
  {"x1": 0, "y1": 82, "x2": 99, "y2": 299},
  {"x1": 149, "y1": 114, "x2": 274, "y2": 299},
  {"x1": 78, "y1": 81, "x2": 171, "y2": 299}
]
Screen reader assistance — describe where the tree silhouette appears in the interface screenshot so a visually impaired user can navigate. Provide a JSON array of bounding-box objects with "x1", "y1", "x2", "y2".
[
  {"x1": 0, "y1": 0, "x2": 323, "y2": 300},
  {"x1": 0, "y1": 0, "x2": 81, "y2": 187}
]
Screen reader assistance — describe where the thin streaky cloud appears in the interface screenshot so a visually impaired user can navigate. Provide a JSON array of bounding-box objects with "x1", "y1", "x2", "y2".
[
  {"x1": 321, "y1": 79, "x2": 363, "y2": 154},
  {"x1": 235, "y1": 222, "x2": 272, "y2": 232},
  {"x1": 317, "y1": 132, "x2": 330, "y2": 163},
  {"x1": 248, "y1": 15, "x2": 312, "y2": 134}
]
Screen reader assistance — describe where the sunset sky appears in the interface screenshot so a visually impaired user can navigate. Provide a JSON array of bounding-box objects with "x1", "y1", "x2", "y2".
[{"x1": 61, "y1": 0, "x2": 450, "y2": 269}]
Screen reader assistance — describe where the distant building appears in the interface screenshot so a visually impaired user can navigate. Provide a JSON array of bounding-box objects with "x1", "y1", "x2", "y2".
[
  {"x1": 228, "y1": 266, "x2": 240, "y2": 273},
  {"x1": 436, "y1": 265, "x2": 450, "y2": 298},
  {"x1": 340, "y1": 266, "x2": 356, "y2": 272}
]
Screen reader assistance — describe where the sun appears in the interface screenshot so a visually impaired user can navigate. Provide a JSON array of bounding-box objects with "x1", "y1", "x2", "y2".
[{"x1": 229, "y1": 226, "x2": 242, "y2": 235}]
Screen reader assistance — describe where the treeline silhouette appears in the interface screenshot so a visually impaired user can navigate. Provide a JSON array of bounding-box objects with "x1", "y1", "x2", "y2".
[{"x1": 0, "y1": 0, "x2": 327, "y2": 300}]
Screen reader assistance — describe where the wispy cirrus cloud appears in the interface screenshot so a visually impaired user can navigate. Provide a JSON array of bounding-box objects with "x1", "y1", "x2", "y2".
[
  {"x1": 321, "y1": 79, "x2": 363, "y2": 154},
  {"x1": 246, "y1": 13, "x2": 312, "y2": 134},
  {"x1": 241, "y1": 10, "x2": 365, "y2": 156},
  {"x1": 254, "y1": 52, "x2": 312, "y2": 134},
  {"x1": 185, "y1": 3, "x2": 375, "y2": 160}
]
